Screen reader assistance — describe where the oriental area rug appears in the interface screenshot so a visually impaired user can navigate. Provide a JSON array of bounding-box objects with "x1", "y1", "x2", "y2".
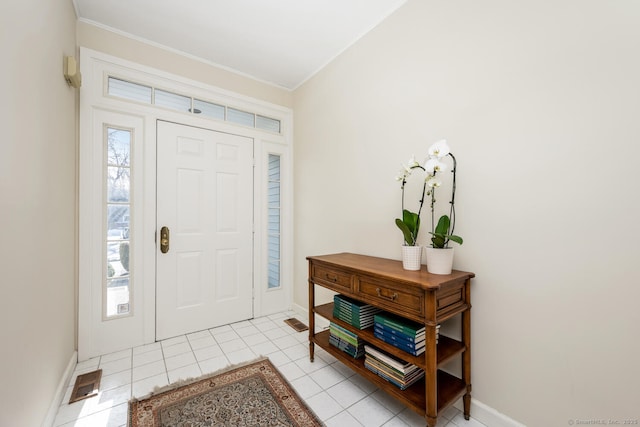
[{"x1": 128, "y1": 357, "x2": 323, "y2": 426}]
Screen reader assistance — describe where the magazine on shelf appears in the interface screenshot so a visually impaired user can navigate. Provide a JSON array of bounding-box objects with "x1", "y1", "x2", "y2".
[
  {"x1": 364, "y1": 365, "x2": 424, "y2": 390},
  {"x1": 364, "y1": 345, "x2": 419, "y2": 374},
  {"x1": 364, "y1": 355, "x2": 424, "y2": 382},
  {"x1": 364, "y1": 352, "x2": 421, "y2": 377}
]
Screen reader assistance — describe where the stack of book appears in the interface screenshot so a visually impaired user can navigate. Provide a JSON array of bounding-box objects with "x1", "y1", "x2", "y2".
[
  {"x1": 364, "y1": 345, "x2": 424, "y2": 390},
  {"x1": 329, "y1": 321, "x2": 365, "y2": 358},
  {"x1": 373, "y1": 312, "x2": 439, "y2": 356},
  {"x1": 333, "y1": 294, "x2": 381, "y2": 329}
]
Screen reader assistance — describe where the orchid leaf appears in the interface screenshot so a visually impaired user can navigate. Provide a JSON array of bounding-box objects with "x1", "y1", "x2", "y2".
[
  {"x1": 395, "y1": 209, "x2": 420, "y2": 246},
  {"x1": 429, "y1": 214, "x2": 463, "y2": 248},
  {"x1": 402, "y1": 209, "x2": 419, "y2": 233},
  {"x1": 395, "y1": 218, "x2": 415, "y2": 246},
  {"x1": 430, "y1": 234, "x2": 446, "y2": 248},
  {"x1": 434, "y1": 215, "x2": 450, "y2": 235},
  {"x1": 448, "y1": 235, "x2": 463, "y2": 245}
]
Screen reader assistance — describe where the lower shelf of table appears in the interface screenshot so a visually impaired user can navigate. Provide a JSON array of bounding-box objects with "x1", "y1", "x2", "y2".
[
  {"x1": 311, "y1": 329, "x2": 467, "y2": 417},
  {"x1": 314, "y1": 302, "x2": 465, "y2": 369}
]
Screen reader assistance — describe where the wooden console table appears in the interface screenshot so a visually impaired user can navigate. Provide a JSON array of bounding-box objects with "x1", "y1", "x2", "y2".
[{"x1": 307, "y1": 253, "x2": 474, "y2": 427}]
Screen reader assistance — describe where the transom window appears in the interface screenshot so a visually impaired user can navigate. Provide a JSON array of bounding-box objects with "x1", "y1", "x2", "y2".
[{"x1": 107, "y1": 76, "x2": 281, "y2": 133}]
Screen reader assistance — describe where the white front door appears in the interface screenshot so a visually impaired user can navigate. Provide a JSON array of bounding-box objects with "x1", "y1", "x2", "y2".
[{"x1": 156, "y1": 121, "x2": 254, "y2": 340}]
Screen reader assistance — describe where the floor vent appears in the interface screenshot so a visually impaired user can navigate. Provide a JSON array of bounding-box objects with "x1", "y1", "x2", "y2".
[
  {"x1": 69, "y1": 369, "x2": 102, "y2": 404},
  {"x1": 284, "y1": 318, "x2": 308, "y2": 332}
]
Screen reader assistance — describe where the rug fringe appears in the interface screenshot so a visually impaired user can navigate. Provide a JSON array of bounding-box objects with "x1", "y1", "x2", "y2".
[{"x1": 129, "y1": 356, "x2": 269, "y2": 404}]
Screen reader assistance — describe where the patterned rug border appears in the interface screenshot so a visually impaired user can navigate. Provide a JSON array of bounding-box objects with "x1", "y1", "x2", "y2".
[
  {"x1": 128, "y1": 356, "x2": 269, "y2": 404},
  {"x1": 128, "y1": 356, "x2": 323, "y2": 426}
]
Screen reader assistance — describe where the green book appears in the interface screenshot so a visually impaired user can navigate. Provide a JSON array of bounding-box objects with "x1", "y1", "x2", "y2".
[
  {"x1": 329, "y1": 325, "x2": 357, "y2": 344},
  {"x1": 329, "y1": 334, "x2": 364, "y2": 358},
  {"x1": 333, "y1": 307, "x2": 376, "y2": 329},
  {"x1": 329, "y1": 322, "x2": 359, "y2": 346}
]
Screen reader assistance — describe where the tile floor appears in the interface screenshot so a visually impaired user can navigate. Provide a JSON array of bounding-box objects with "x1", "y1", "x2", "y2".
[{"x1": 53, "y1": 311, "x2": 487, "y2": 427}]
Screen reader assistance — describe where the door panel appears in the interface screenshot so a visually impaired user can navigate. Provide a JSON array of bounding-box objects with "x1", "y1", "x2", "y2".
[{"x1": 156, "y1": 121, "x2": 253, "y2": 340}]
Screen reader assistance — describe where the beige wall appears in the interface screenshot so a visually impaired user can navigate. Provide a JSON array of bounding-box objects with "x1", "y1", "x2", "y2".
[
  {"x1": 77, "y1": 21, "x2": 293, "y2": 109},
  {"x1": 2, "y1": 1, "x2": 638, "y2": 424},
  {"x1": 293, "y1": 0, "x2": 640, "y2": 425},
  {"x1": 0, "y1": 0, "x2": 78, "y2": 425}
]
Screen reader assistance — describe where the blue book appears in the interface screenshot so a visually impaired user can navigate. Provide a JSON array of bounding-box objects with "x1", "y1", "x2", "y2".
[
  {"x1": 374, "y1": 312, "x2": 426, "y2": 336},
  {"x1": 374, "y1": 325, "x2": 426, "y2": 348},
  {"x1": 373, "y1": 324, "x2": 426, "y2": 344},
  {"x1": 374, "y1": 331, "x2": 425, "y2": 356}
]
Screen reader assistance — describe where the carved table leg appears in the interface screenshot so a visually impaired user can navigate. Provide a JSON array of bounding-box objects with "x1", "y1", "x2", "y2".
[
  {"x1": 464, "y1": 392, "x2": 471, "y2": 420},
  {"x1": 462, "y1": 277, "x2": 472, "y2": 420},
  {"x1": 308, "y1": 275, "x2": 315, "y2": 362}
]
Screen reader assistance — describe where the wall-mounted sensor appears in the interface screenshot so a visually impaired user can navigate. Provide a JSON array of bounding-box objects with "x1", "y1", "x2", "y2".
[{"x1": 64, "y1": 56, "x2": 82, "y2": 88}]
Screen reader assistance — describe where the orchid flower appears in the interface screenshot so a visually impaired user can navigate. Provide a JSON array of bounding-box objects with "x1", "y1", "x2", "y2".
[
  {"x1": 395, "y1": 164, "x2": 411, "y2": 182},
  {"x1": 396, "y1": 155, "x2": 423, "y2": 183},
  {"x1": 424, "y1": 158, "x2": 448, "y2": 175},
  {"x1": 426, "y1": 177, "x2": 442, "y2": 188},
  {"x1": 428, "y1": 139, "x2": 450, "y2": 159}
]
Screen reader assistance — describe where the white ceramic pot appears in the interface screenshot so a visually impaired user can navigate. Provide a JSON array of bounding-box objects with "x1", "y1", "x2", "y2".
[
  {"x1": 425, "y1": 247, "x2": 454, "y2": 275},
  {"x1": 401, "y1": 245, "x2": 423, "y2": 270}
]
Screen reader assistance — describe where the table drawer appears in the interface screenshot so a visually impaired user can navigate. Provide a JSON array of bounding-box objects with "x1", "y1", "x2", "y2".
[
  {"x1": 356, "y1": 275, "x2": 424, "y2": 318},
  {"x1": 311, "y1": 265, "x2": 353, "y2": 291},
  {"x1": 436, "y1": 283, "x2": 466, "y2": 319}
]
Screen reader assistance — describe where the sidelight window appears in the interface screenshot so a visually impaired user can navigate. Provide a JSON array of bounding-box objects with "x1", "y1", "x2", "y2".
[
  {"x1": 267, "y1": 154, "x2": 281, "y2": 289},
  {"x1": 105, "y1": 126, "x2": 132, "y2": 318}
]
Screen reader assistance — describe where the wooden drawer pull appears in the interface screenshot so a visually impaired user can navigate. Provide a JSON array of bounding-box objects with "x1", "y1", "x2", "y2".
[
  {"x1": 376, "y1": 287, "x2": 398, "y2": 301},
  {"x1": 325, "y1": 273, "x2": 338, "y2": 282}
]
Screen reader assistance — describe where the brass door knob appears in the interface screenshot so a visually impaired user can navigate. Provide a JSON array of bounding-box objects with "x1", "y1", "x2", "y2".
[{"x1": 160, "y1": 226, "x2": 170, "y2": 253}]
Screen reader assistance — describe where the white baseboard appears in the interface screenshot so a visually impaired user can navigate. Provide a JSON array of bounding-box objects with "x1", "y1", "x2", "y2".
[
  {"x1": 42, "y1": 351, "x2": 77, "y2": 427},
  {"x1": 291, "y1": 301, "x2": 306, "y2": 319},
  {"x1": 454, "y1": 398, "x2": 525, "y2": 427}
]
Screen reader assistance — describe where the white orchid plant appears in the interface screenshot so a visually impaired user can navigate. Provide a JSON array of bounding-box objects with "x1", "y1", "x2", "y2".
[{"x1": 395, "y1": 139, "x2": 463, "y2": 248}]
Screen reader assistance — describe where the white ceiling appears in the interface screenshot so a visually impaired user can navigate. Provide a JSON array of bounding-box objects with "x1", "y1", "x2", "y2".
[{"x1": 74, "y1": 0, "x2": 407, "y2": 90}]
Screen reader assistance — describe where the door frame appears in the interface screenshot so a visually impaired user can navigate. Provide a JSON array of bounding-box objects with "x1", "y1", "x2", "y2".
[{"x1": 78, "y1": 48, "x2": 293, "y2": 360}]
